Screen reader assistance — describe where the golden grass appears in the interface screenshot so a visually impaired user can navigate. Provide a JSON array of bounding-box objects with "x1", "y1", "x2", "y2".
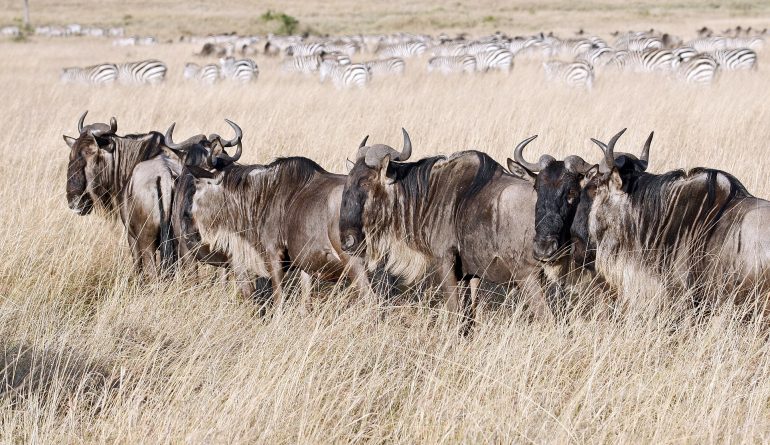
[{"x1": 2, "y1": 28, "x2": 770, "y2": 442}]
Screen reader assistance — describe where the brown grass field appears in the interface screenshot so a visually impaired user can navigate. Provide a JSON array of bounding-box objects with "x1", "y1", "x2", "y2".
[{"x1": 1, "y1": 1, "x2": 770, "y2": 443}]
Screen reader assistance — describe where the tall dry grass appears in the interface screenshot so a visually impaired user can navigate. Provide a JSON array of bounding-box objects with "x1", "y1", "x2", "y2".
[{"x1": 1, "y1": 32, "x2": 770, "y2": 443}]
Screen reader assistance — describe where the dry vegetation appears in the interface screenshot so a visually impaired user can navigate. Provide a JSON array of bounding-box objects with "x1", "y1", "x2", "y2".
[{"x1": 2, "y1": 5, "x2": 770, "y2": 442}]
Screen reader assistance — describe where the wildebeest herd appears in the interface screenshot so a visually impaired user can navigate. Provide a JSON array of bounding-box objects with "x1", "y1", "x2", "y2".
[
  {"x1": 58, "y1": 26, "x2": 764, "y2": 88},
  {"x1": 64, "y1": 111, "x2": 770, "y2": 334}
]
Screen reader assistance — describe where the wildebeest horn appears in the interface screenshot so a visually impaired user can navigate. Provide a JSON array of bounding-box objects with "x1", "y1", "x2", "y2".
[
  {"x1": 90, "y1": 116, "x2": 118, "y2": 137},
  {"x1": 396, "y1": 128, "x2": 412, "y2": 161},
  {"x1": 358, "y1": 135, "x2": 369, "y2": 149},
  {"x1": 591, "y1": 128, "x2": 627, "y2": 173},
  {"x1": 640, "y1": 131, "x2": 653, "y2": 163},
  {"x1": 77, "y1": 111, "x2": 87, "y2": 133},
  {"x1": 220, "y1": 119, "x2": 242, "y2": 148},
  {"x1": 165, "y1": 122, "x2": 204, "y2": 152},
  {"x1": 564, "y1": 155, "x2": 593, "y2": 173},
  {"x1": 514, "y1": 135, "x2": 553, "y2": 172}
]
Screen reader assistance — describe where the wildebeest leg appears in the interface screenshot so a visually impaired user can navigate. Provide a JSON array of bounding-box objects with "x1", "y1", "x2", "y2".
[
  {"x1": 127, "y1": 232, "x2": 143, "y2": 276},
  {"x1": 517, "y1": 272, "x2": 551, "y2": 323},
  {"x1": 267, "y1": 255, "x2": 286, "y2": 310},
  {"x1": 346, "y1": 258, "x2": 377, "y2": 306},
  {"x1": 459, "y1": 277, "x2": 481, "y2": 336},
  {"x1": 299, "y1": 271, "x2": 313, "y2": 316}
]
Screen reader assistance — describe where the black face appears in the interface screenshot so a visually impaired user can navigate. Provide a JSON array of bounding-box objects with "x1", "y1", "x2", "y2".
[
  {"x1": 570, "y1": 178, "x2": 599, "y2": 269},
  {"x1": 339, "y1": 161, "x2": 380, "y2": 254},
  {"x1": 65, "y1": 134, "x2": 108, "y2": 215},
  {"x1": 532, "y1": 161, "x2": 582, "y2": 262}
]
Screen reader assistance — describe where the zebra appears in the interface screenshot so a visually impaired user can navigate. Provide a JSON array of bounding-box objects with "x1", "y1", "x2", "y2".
[
  {"x1": 60, "y1": 63, "x2": 119, "y2": 85},
  {"x1": 376, "y1": 42, "x2": 427, "y2": 58},
  {"x1": 116, "y1": 59, "x2": 167, "y2": 85},
  {"x1": 285, "y1": 42, "x2": 325, "y2": 57},
  {"x1": 687, "y1": 36, "x2": 728, "y2": 52},
  {"x1": 709, "y1": 48, "x2": 758, "y2": 70},
  {"x1": 677, "y1": 54, "x2": 719, "y2": 85},
  {"x1": 183, "y1": 63, "x2": 221, "y2": 85},
  {"x1": 474, "y1": 48, "x2": 514, "y2": 73},
  {"x1": 542, "y1": 60, "x2": 594, "y2": 89},
  {"x1": 219, "y1": 57, "x2": 259, "y2": 82},
  {"x1": 324, "y1": 42, "x2": 360, "y2": 57},
  {"x1": 672, "y1": 46, "x2": 698, "y2": 64},
  {"x1": 318, "y1": 61, "x2": 370, "y2": 88},
  {"x1": 580, "y1": 46, "x2": 615, "y2": 66},
  {"x1": 321, "y1": 51, "x2": 351, "y2": 66},
  {"x1": 431, "y1": 42, "x2": 469, "y2": 57},
  {"x1": 725, "y1": 37, "x2": 764, "y2": 51},
  {"x1": 464, "y1": 41, "x2": 504, "y2": 56},
  {"x1": 556, "y1": 38, "x2": 595, "y2": 57},
  {"x1": 615, "y1": 33, "x2": 664, "y2": 51},
  {"x1": 281, "y1": 55, "x2": 323, "y2": 74},
  {"x1": 363, "y1": 58, "x2": 406, "y2": 76},
  {"x1": 613, "y1": 49, "x2": 676, "y2": 72},
  {"x1": 427, "y1": 55, "x2": 477, "y2": 74}
]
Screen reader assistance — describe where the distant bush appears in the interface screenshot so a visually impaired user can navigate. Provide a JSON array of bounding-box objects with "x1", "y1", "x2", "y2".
[{"x1": 260, "y1": 10, "x2": 299, "y2": 35}]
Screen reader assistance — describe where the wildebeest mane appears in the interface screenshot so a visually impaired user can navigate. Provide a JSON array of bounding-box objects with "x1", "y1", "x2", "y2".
[
  {"x1": 221, "y1": 156, "x2": 325, "y2": 192},
  {"x1": 388, "y1": 155, "x2": 444, "y2": 204},
  {"x1": 462, "y1": 150, "x2": 504, "y2": 203}
]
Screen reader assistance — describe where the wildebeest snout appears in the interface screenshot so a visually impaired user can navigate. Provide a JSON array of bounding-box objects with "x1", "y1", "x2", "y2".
[{"x1": 533, "y1": 236, "x2": 559, "y2": 261}]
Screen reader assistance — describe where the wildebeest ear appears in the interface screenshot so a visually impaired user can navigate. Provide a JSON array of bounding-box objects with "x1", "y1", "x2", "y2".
[
  {"x1": 187, "y1": 165, "x2": 218, "y2": 179},
  {"x1": 506, "y1": 158, "x2": 536, "y2": 184},
  {"x1": 63, "y1": 135, "x2": 76, "y2": 148},
  {"x1": 378, "y1": 155, "x2": 394, "y2": 185},
  {"x1": 584, "y1": 165, "x2": 600, "y2": 182}
]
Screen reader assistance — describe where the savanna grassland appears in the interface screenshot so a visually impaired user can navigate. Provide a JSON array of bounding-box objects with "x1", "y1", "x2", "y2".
[{"x1": 2, "y1": 1, "x2": 770, "y2": 443}]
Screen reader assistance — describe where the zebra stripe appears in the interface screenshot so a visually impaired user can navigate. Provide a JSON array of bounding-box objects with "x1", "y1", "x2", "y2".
[
  {"x1": 687, "y1": 37, "x2": 728, "y2": 52},
  {"x1": 183, "y1": 63, "x2": 221, "y2": 85},
  {"x1": 427, "y1": 55, "x2": 477, "y2": 74},
  {"x1": 474, "y1": 48, "x2": 514, "y2": 73},
  {"x1": 678, "y1": 54, "x2": 719, "y2": 85},
  {"x1": 614, "y1": 49, "x2": 676, "y2": 72},
  {"x1": 116, "y1": 59, "x2": 167, "y2": 85},
  {"x1": 319, "y1": 61, "x2": 370, "y2": 88},
  {"x1": 285, "y1": 42, "x2": 325, "y2": 57},
  {"x1": 580, "y1": 47, "x2": 614, "y2": 66},
  {"x1": 464, "y1": 42, "x2": 504, "y2": 56},
  {"x1": 364, "y1": 58, "x2": 406, "y2": 76},
  {"x1": 542, "y1": 60, "x2": 594, "y2": 89},
  {"x1": 281, "y1": 55, "x2": 322, "y2": 74},
  {"x1": 710, "y1": 48, "x2": 757, "y2": 71},
  {"x1": 220, "y1": 57, "x2": 259, "y2": 82},
  {"x1": 60, "y1": 63, "x2": 118, "y2": 85},
  {"x1": 376, "y1": 42, "x2": 427, "y2": 58}
]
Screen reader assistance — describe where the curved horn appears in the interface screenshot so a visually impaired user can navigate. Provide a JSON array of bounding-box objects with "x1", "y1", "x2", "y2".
[
  {"x1": 164, "y1": 122, "x2": 183, "y2": 150},
  {"x1": 640, "y1": 131, "x2": 653, "y2": 163},
  {"x1": 77, "y1": 111, "x2": 87, "y2": 133},
  {"x1": 220, "y1": 119, "x2": 243, "y2": 148},
  {"x1": 591, "y1": 128, "x2": 627, "y2": 172},
  {"x1": 513, "y1": 135, "x2": 546, "y2": 172},
  {"x1": 358, "y1": 135, "x2": 369, "y2": 149},
  {"x1": 397, "y1": 128, "x2": 412, "y2": 161}
]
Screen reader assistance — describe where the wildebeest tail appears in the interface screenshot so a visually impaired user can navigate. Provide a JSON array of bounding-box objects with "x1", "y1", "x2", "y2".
[{"x1": 156, "y1": 176, "x2": 177, "y2": 274}]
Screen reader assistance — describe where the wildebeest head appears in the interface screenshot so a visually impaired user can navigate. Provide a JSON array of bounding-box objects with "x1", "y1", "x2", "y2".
[
  {"x1": 507, "y1": 135, "x2": 593, "y2": 263},
  {"x1": 164, "y1": 119, "x2": 243, "y2": 169},
  {"x1": 339, "y1": 128, "x2": 412, "y2": 254},
  {"x1": 570, "y1": 129, "x2": 653, "y2": 268},
  {"x1": 63, "y1": 111, "x2": 118, "y2": 215}
]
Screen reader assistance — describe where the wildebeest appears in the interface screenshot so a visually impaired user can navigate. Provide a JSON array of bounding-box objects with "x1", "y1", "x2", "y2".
[
  {"x1": 182, "y1": 146, "x2": 374, "y2": 311},
  {"x1": 507, "y1": 130, "x2": 653, "y2": 314},
  {"x1": 573, "y1": 130, "x2": 770, "y2": 314},
  {"x1": 339, "y1": 130, "x2": 548, "y2": 333},
  {"x1": 63, "y1": 111, "x2": 180, "y2": 277}
]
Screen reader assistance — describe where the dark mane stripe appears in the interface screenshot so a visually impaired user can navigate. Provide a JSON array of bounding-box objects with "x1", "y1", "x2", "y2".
[
  {"x1": 389, "y1": 155, "x2": 445, "y2": 205},
  {"x1": 463, "y1": 150, "x2": 504, "y2": 202}
]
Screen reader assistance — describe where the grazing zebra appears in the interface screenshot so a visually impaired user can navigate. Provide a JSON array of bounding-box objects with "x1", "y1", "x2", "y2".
[
  {"x1": 219, "y1": 57, "x2": 259, "y2": 82},
  {"x1": 431, "y1": 42, "x2": 468, "y2": 57},
  {"x1": 427, "y1": 55, "x2": 477, "y2": 74},
  {"x1": 580, "y1": 46, "x2": 614, "y2": 66},
  {"x1": 116, "y1": 59, "x2": 167, "y2": 85},
  {"x1": 183, "y1": 63, "x2": 221, "y2": 85},
  {"x1": 687, "y1": 36, "x2": 728, "y2": 52},
  {"x1": 613, "y1": 49, "x2": 676, "y2": 72},
  {"x1": 364, "y1": 58, "x2": 406, "y2": 76},
  {"x1": 285, "y1": 42, "x2": 325, "y2": 57},
  {"x1": 556, "y1": 38, "x2": 595, "y2": 57},
  {"x1": 376, "y1": 42, "x2": 427, "y2": 58},
  {"x1": 474, "y1": 48, "x2": 514, "y2": 73},
  {"x1": 318, "y1": 61, "x2": 370, "y2": 88},
  {"x1": 281, "y1": 55, "x2": 322, "y2": 74},
  {"x1": 710, "y1": 48, "x2": 757, "y2": 71},
  {"x1": 677, "y1": 54, "x2": 719, "y2": 85},
  {"x1": 60, "y1": 63, "x2": 119, "y2": 85},
  {"x1": 542, "y1": 60, "x2": 594, "y2": 89}
]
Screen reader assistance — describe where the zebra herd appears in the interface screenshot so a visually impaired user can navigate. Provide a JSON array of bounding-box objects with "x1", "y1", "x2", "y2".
[
  {"x1": 58, "y1": 26, "x2": 764, "y2": 88},
  {"x1": 65, "y1": 114, "x2": 770, "y2": 332}
]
